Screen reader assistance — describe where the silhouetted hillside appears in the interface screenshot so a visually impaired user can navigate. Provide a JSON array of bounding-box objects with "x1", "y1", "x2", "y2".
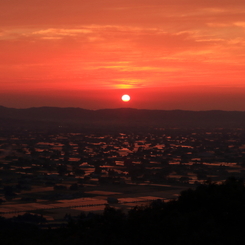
[{"x1": 0, "y1": 106, "x2": 245, "y2": 128}]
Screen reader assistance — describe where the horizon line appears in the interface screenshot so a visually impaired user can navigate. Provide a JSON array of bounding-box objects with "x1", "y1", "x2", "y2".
[{"x1": 1, "y1": 105, "x2": 245, "y2": 113}]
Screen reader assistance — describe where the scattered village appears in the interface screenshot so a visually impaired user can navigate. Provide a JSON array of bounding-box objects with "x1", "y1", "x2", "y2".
[{"x1": 0, "y1": 127, "x2": 245, "y2": 226}]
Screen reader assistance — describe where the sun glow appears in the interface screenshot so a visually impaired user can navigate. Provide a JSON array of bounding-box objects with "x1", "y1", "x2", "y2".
[{"x1": 122, "y1": 94, "x2": 130, "y2": 102}]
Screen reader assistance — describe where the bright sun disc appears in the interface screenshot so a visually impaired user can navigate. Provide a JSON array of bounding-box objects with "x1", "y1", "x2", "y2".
[{"x1": 122, "y1": 94, "x2": 130, "y2": 102}]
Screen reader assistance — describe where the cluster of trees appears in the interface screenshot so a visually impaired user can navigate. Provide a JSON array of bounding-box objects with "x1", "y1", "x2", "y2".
[{"x1": 1, "y1": 177, "x2": 245, "y2": 244}]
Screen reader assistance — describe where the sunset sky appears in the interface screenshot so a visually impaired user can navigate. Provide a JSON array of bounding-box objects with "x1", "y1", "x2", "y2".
[{"x1": 1, "y1": 0, "x2": 245, "y2": 110}]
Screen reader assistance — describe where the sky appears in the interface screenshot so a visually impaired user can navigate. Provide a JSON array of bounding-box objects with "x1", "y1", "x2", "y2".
[{"x1": 1, "y1": 0, "x2": 245, "y2": 110}]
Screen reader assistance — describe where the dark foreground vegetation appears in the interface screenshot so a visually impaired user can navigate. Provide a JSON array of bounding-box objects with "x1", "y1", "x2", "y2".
[{"x1": 1, "y1": 177, "x2": 245, "y2": 245}]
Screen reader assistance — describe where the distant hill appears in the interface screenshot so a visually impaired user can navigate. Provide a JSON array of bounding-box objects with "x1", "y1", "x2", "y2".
[{"x1": 0, "y1": 106, "x2": 245, "y2": 129}]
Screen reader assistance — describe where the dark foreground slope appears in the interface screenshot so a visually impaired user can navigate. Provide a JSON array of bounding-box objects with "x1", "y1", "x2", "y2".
[
  {"x1": 1, "y1": 177, "x2": 245, "y2": 245},
  {"x1": 0, "y1": 106, "x2": 245, "y2": 130}
]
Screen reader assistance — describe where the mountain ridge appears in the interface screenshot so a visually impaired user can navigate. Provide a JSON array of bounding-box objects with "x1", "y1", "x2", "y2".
[{"x1": 0, "y1": 105, "x2": 244, "y2": 128}]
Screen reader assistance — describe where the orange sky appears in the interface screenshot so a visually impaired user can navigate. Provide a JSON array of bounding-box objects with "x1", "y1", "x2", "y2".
[{"x1": 1, "y1": 0, "x2": 245, "y2": 110}]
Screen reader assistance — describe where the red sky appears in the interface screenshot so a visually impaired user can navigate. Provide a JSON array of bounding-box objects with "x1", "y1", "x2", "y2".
[{"x1": 1, "y1": 0, "x2": 245, "y2": 110}]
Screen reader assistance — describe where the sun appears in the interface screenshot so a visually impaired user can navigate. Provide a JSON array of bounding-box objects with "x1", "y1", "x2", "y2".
[{"x1": 122, "y1": 94, "x2": 130, "y2": 102}]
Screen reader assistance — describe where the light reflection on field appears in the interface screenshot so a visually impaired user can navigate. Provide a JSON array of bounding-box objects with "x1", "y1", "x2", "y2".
[
  {"x1": 0, "y1": 185, "x2": 185, "y2": 220},
  {"x1": 86, "y1": 190, "x2": 122, "y2": 195}
]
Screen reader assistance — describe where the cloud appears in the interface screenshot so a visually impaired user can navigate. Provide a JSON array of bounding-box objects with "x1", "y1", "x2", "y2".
[
  {"x1": 1, "y1": 0, "x2": 245, "y2": 93},
  {"x1": 1, "y1": 0, "x2": 245, "y2": 28},
  {"x1": 234, "y1": 22, "x2": 245, "y2": 28}
]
